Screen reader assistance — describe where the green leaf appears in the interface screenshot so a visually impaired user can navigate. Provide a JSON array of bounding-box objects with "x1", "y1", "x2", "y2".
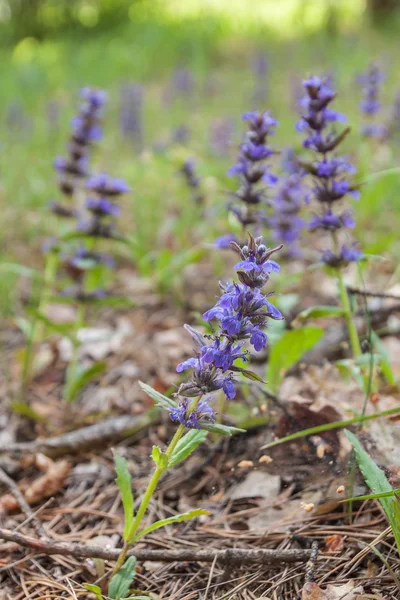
[
  {"x1": 341, "y1": 488, "x2": 400, "y2": 503},
  {"x1": 138, "y1": 381, "x2": 178, "y2": 409},
  {"x1": 336, "y1": 359, "x2": 365, "y2": 389},
  {"x1": 64, "y1": 361, "x2": 106, "y2": 402},
  {"x1": 0, "y1": 263, "x2": 43, "y2": 280},
  {"x1": 26, "y1": 308, "x2": 74, "y2": 337},
  {"x1": 15, "y1": 317, "x2": 34, "y2": 339},
  {"x1": 83, "y1": 584, "x2": 103, "y2": 600},
  {"x1": 345, "y1": 430, "x2": 400, "y2": 554},
  {"x1": 295, "y1": 305, "x2": 346, "y2": 322},
  {"x1": 134, "y1": 509, "x2": 209, "y2": 542},
  {"x1": 114, "y1": 453, "x2": 134, "y2": 542},
  {"x1": 261, "y1": 405, "x2": 400, "y2": 449},
  {"x1": 267, "y1": 327, "x2": 324, "y2": 392},
  {"x1": 197, "y1": 422, "x2": 246, "y2": 436},
  {"x1": 108, "y1": 555, "x2": 137, "y2": 599},
  {"x1": 230, "y1": 366, "x2": 266, "y2": 383},
  {"x1": 151, "y1": 445, "x2": 168, "y2": 469},
  {"x1": 10, "y1": 401, "x2": 46, "y2": 422},
  {"x1": 169, "y1": 430, "x2": 208, "y2": 468},
  {"x1": 370, "y1": 331, "x2": 397, "y2": 385}
]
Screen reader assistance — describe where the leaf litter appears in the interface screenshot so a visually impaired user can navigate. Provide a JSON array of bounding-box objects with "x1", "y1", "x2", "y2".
[{"x1": 0, "y1": 261, "x2": 400, "y2": 599}]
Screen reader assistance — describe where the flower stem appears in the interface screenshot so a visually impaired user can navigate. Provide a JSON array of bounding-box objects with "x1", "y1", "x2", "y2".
[
  {"x1": 20, "y1": 252, "x2": 59, "y2": 402},
  {"x1": 332, "y1": 232, "x2": 362, "y2": 359},
  {"x1": 64, "y1": 302, "x2": 85, "y2": 402},
  {"x1": 111, "y1": 396, "x2": 202, "y2": 578},
  {"x1": 336, "y1": 266, "x2": 362, "y2": 358}
]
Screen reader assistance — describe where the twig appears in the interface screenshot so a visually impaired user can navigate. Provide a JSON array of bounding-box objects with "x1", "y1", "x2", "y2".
[
  {"x1": 0, "y1": 528, "x2": 312, "y2": 565},
  {"x1": 304, "y1": 541, "x2": 319, "y2": 584},
  {"x1": 0, "y1": 413, "x2": 156, "y2": 458},
  {"x1": 347, "y1": 286, "x2": 400, "y2": 301},
  {"x1": 0, "y1": 469, "x2": 47, "y2": 539}
]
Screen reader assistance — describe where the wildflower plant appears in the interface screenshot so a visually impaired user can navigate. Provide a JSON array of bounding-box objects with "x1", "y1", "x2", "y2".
[
  {"x1": 227, "y1": 111, "x2": 278, "y2": 232},
  {"x1": 18, "y1": 87, "x2": 133, "y2": 405},
  {"x1": 358, "y1": 63, "x2": 387, "y2": 141},
  {"x1": 269, "y1": 148, "x2": 306, "y2": 256},
  {"x1": 296, "y1": 76, "x2": 363, "y2": 359},
  {"x1": 109, "y1": 233, "x2": 282, "y2": 590}
]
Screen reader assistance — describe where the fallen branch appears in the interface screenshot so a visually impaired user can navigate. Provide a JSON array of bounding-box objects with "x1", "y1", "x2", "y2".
[
  {"x1": 0, "y1": 528, "x2": 311, "y2": 565},
  {"x1": 0, "y1": 413, "x2": 156, "y2": 458}
]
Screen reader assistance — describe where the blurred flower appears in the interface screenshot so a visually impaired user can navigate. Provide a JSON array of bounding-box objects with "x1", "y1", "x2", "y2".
[
  {"x1": 297, "y1": 76, "x2": 362, "y2": 266},
  {"x1": 227, "y1": 111, "x2": 278, "y2": 229},
  {"x1": 119, "y1": 84, "x2": 144, "y2": 150},
  {"x1": 358, "y1": 64, "x2": 388, "y2": 140},
  {"x1": 179, "y1": 159, "x2": 204, "y2": 205}
]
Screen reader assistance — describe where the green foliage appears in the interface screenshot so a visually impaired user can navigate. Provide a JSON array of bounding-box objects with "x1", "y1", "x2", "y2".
[
  {"x1": 197, "y1": 422, "x2": 246, "y2": 436},
  {"x1": 138, "y1": 382, "x2": 178, "y2": 409},
  {"x1": 169, "y1": 430, "x2": 208, "y2": 467},
  {"x1": 83, "y1": 583, "x2": 104, "y2": 600},
  {"x1": 108, "y1": 556, "x2": 137, "y2": 600},
  {"x1": 231, "y1": 366, "x2": 266, "y2": 383},
  {"x1": 114, "y1": 453, "x2": 135, "y2": 542},
  {"x1": 134, "y1": 509, "x2": 209, "y2": 542},
  {"x1": 64, "y1": 361, "x2": 106, "y2": 402},
  {"x1": 370, "y1": 331, "x2": 397, "y2": 386},
  {"x1": 151, "y1": 445, "x2": 168, "y2": 469},
  {"x1": 345, "y1": 430, "x2": 400, "y2": 554},
  {"x1": 295, "y1": 305, "x2": 346, "y2": 322},
  {"x1": 261, "y1": 405, "x2": 400, "y2": 449},
  {"x1": 267, "y1": 327, "x2": 324, "y2": 392}
]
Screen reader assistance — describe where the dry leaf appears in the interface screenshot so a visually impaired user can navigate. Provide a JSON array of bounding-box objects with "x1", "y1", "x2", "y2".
[
  {"x1": 229, "y1": 471, "x2": 280, "y2": 501},
  {"x1": 25, "y1": 459, "x2": 71, "y2": 504},
  {"x1": 302, "y1": 581, "x2": 364, "y2": 600},
  {"x1": 324, "y1": 534, "x2": 344, "y2": 553}
]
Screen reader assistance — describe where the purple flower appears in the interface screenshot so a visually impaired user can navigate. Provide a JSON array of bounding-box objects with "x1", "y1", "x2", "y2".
[
  {"x1": 358, "y1": 64, "x2": 387, "y2": 139},
  {"x1": 297, "y1": 75, "x2": 362, "y2": 265},
  {"x1": 214, "y1": 233, "x2": 237, "y2": 249},
  {"x1": 321, "y1": 245, "x2": 363, "y2": 268},
  {"x1": 85, "y1": 197, "x2": 121, "y2": 217},
  {"x1": 309, "y1": 210, "x2": 355, "y2": 231},
  {"x1": 86, "y1": 174, "x2": 131, "y2": 196},
  {"x1": 227, "y1": 110, "x2": 278, "y2": 228},
  {"x1": 175, "y1": 234, "x2": 281, "y2": 407}
]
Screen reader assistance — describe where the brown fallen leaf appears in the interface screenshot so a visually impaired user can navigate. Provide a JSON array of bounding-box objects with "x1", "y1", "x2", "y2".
[
  {"x1": 324, "y1": 534, "x2": 344, "y2": 553},
  {"x1": 25, "y1": 459, "x2": 71, "y2": 505},
  {"x1": 302, "y1": 581, "x2": 364, "y2": 600}
]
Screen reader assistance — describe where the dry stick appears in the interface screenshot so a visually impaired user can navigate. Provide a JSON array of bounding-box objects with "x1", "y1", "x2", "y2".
[
  {"x1": 0, "y1": 528, "x2": 312, "y2": 565},
  {"x1": 304, "y1": 541, "x2": 319, "y2": 584},
  {"x1": 0, "y1": 468, "x2": 47, "y2": 539},
  {"x1": 0, "y1": 413, "x2": 156, "y2": 458},
  {"x1": 347, "y1": 286, "x2": 400, "y2": 301}
]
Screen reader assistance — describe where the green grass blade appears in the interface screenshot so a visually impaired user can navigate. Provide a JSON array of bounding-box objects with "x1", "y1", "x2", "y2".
[{"x1": 261, "y1": 406, "x2": 400, "y2": 449}]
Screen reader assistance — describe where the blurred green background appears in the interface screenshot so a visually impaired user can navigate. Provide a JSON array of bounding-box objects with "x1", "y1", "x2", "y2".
[{"x1": 1, "y1": 0, "x2": 400, "y2": 315}]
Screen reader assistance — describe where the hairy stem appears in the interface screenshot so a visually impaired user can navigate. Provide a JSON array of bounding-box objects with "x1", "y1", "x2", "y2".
[{"x1": 111, "y1": 396, "x2": 202, "y2": 578}]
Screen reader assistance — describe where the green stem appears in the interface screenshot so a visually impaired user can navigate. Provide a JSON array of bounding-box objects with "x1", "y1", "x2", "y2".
[
  {"x1": 111, "y1": 396, "x2": 202, "y2": 577},
  {"x1": 64, "y1": 302, "x2": 85, "y2": 402},
  {"x1": 20, "y1": 252, "x2": 59, "y2": 402},
  {"x1": 336, "y1": 266, "x2": 362, "y2": 358},
  {"x1": 332, "y1": 233, "x2": 362, "y2": 359}
]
